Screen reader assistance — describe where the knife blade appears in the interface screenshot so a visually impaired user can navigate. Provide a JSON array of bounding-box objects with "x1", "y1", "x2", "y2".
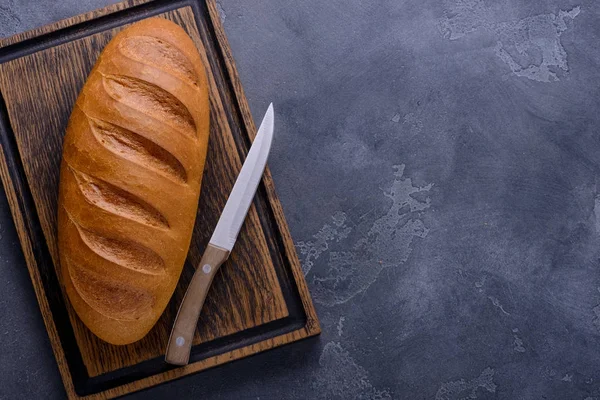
[{"x1": 165, "y1": 103, "x2": 275, "y2": 365}]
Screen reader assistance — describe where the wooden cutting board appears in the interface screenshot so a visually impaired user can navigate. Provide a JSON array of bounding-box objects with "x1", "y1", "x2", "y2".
[{"x1": 0, "y1": 1, "x2": 320, "y2": 398}]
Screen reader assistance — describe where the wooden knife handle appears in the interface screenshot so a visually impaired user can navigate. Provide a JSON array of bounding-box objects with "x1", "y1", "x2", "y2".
[{"x1": 165, "y1": 244, "x2": 230, "y2": 365}]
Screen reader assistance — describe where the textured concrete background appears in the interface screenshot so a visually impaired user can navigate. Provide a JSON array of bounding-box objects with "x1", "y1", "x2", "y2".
[{"x1": 1, "y1": 0, "x2": 600, "y2": 399}]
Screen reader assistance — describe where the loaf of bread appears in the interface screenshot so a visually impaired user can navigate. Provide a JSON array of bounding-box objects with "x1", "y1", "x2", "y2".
[{"x1": 57, "y1": 18, "x2": 210, "y2": 345}]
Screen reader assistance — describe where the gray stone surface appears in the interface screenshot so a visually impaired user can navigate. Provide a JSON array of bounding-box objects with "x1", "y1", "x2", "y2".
[{"x1": 1, "y1": 0, "x2": 600, "y2": 398}]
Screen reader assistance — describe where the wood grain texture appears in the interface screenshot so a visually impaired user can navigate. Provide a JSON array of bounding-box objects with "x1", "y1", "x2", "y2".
[
  {"x1": 0, "y1": 1, "x2": 319, "y2": 399},
  {"x1": 0, "y1": 138, "x2": 78, "y2": 397}
]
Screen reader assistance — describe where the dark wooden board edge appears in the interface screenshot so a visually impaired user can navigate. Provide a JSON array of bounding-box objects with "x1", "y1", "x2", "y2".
[
  {"x1": 204, "y1": 0, "x2": 320, "y2": 334},
  {"x1": 0, "y1": 1, "x2": 320, "y2": 399},
  {"x1": 0, "y1": 99, "x2": 78, "y2": 397},
  {"x1": 199, "y1": 0, "x2": 321, "y2": 328},
  {"x1": 0, "y1": 0, "x2": 152, "y2": 48}
]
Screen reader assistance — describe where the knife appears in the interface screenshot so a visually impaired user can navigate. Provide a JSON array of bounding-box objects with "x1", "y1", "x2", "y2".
[{"x1": 165, "y1": 103, "x2": 275, "y2": 366}]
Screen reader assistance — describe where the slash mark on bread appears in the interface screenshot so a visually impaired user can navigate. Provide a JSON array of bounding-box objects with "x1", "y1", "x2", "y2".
[
  {"x1": 68, "y1": 165, "x2": 170, "y2": 228},
  {"x1": 119, "y1": 35, "x2": 200, "y2": 88},
  {"x1": 87, "y1": 116, "x2": 188, "y2": 183},
  {"x1": 64, "y1": 208, "x2": 166, "y2": 275},
  {"x1": 102, "y1": 74, "x2": 197, "y2": 138},
  {"x1": 66, "y1": 257, "x2": 155, "y2": 321}
]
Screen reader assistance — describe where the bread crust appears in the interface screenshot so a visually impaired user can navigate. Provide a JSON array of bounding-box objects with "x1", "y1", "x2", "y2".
[{"x1": 57, "y1": 18, "x2": 210, "y2": 345}]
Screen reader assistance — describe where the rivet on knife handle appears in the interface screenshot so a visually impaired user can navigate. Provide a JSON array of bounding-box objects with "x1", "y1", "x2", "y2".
[
  {"x1": 165, "y1": 103, "x2": 274, "y2": 365},
  {"x1": 165, "y1": 244, "x2": 229, "y2": 365}
]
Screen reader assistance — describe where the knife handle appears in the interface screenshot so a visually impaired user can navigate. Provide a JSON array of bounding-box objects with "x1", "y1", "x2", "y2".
[{"x1": 165, "y1": 244, "x2": 230, "y2": 365}]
